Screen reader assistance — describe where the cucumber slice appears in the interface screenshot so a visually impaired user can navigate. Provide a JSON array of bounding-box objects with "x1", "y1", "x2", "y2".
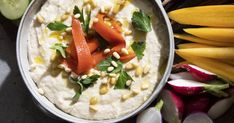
[{"x1": 0, "y1": 0, "x2": 29, "y2": 20}]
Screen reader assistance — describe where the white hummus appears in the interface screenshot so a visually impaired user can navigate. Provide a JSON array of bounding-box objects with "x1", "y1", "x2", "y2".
[{"x1": 28, "y1": 0, "x2": 163, "y2": 120}]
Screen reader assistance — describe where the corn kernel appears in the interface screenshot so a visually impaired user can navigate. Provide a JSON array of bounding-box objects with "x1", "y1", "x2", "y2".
[
  {"x1": 135, "y1": 66, "x2": 143, "y2": 77},
  {"x1": 100, "y1": 84, "x2": 108, "y2": 95},
  {"x1": 90, "y1": 96, "x2": 98, "y2": 105}
]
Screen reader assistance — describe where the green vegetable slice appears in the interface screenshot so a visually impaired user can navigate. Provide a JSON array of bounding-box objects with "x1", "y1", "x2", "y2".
[
  {"x1": 0, "y1": 0, "x2": 29, "y2": 20},
  {"x1": 131, "y1": 41, "x2": 146, "y2": 60},
  {"x1": 132, "y1": 10, "x2": 152, "y2": 32},
  {"x1": 47, "y1": 22, "x2": 68, "y2": 31},
  {"x1": 50, "y1": 43, "x2": 68, "y2": 58},
  {"x1": 80, "y1": 75, "x2": 100, "y2": 85}
]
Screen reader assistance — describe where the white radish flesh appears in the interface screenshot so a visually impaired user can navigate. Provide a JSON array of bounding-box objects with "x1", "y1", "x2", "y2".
[
  {"x1": 183, "y1": 112, "x2": 213, "y2": 123},
  {"x1": 208, "y1": 96, "x2": 234, "y2": 119},
  {"x1": 170, "y1": 72, "x2": 195, "y2": 80},
  {"x1": 136, "y1": 108, "x2": 162, "y2": 123},
  {"x1": 161, "y1": 89, "x2": 184, "y2": 123}
]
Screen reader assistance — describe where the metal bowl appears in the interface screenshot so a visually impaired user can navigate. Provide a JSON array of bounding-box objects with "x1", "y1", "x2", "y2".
[{"x1": 16, "y1": 0, "x2": 174, "y2": 122}]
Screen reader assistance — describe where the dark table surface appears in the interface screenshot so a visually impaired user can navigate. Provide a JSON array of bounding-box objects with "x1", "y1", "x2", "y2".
[{"x1": 0, "y1": 12, "x2": 234, "y2": 123}]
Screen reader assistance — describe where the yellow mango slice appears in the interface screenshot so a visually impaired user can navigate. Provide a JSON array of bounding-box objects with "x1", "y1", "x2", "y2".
[
  {"x1": 184, "y1": 28, "x2": 234, "y2": 43},
  {"x1": 177, "y1": 43, "x2": 215, "y2": 49},
  {"x1": 174, "y1": 34, "x2": 234, "y2": 47},
  {"x1": 176, "y1": 47, "x2": 234, "y2": 60},
  {"x1": 176, "y1": 51, "x2": 234, "y2": 82},
  {"x1": 168, "y1": 5, "x2": 234, "y2": 27}
]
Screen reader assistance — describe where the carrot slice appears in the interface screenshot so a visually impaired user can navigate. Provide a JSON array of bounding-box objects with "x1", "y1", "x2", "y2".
[
  {"x1": 92, "y1": 51, "x2": 106, "y2": 66},
  {"x1": 72, "y1": 17, "x2": 93, "y2": 74},
  {"x1": 93, "y1": 14, "x2": 125, "y2": 45},
  {"x1": 120, "y1": 52, "x2": 136, "y2": 62},
  {"x1": 87, "y1": 38, "x2": 100, "y2": 53}
]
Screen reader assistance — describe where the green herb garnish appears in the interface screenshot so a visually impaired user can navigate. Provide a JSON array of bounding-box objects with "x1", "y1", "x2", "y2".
[
  {"x1": 115, "y1": 70, "x2": 133, "y2": 89},
  {"x1": 80, "y1": 75, "x2": 100, "y2": 86},
  {"x1": 73, "y1": 5, "x2": 91, "y2": 34},
  {"x1": 47, "y1": 22, "x2": 68, "y2": 31},
  {"x1": 96, "y1": 57, "x2": 123, "y2": 73},
  {"x1": 96, "y1": 57, "x2": 112, "y2": 71},
  {"x1": 50, "y1": 43, "x2": 68, "y2": 58},
  {"x1": 131, "y1": 41, "x2": 146, "y2": 60},
  {"x1": 72, "y1": 74, "x2": 100, "y2": 101},
  {"x1": 132, "y1": 11, "x2": 152, "y2": 32},
  {"x1": 96, "y1": 34, "x2": 108, "y2": 49}
]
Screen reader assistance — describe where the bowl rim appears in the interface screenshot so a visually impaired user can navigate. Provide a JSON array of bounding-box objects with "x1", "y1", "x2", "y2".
[{"x1": 16, "y1": 0, "x2": 174, "y2": 122}]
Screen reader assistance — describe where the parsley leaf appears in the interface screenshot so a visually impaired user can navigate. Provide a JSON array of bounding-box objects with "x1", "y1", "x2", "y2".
[
  {"x1": 73, "y1": 6, "x2": 84, "y2": 23},
  {"x1": 50, "y1": 43, "x2": 68, "y2": 58},
  {"x1": 131, "y1": 41, "x2": 146, "y2": 60},
  {"x1": 73, "y1": 6, "x2": 91, "y2": 34},
  {"x1": 47, "y1": 22, "x2": 68, "y2": 31},
  {"x1": 80, "y1": 75, "x2": 100, "y2": 86},
  {"x1": 96, "y1": 34, "x2": 108, "y2": 49},
  {"x1": 96, "y1": 57, "x2": 112, "y2": 71},
  {"x1": 115, "y1": 70, "x2": 133, "y2": 89},
  {"x1": 111, "y1": 61, "x2": 123, "y2": 73},
  {"x1": 132, "y1": 11, "x2": 152, "y2": 32}
]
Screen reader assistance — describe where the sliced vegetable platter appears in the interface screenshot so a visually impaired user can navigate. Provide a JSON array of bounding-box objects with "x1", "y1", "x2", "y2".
[{"x1": 137, "y1": 0, "x2": 234, "y2": 123}]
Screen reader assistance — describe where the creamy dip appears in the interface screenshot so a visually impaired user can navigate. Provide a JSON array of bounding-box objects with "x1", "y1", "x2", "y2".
[{"x1": 28, "y1": 0, "x2": 163, "y2": 120}]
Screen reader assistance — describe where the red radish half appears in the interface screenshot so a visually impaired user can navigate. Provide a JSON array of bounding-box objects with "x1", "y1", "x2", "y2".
[
  {"x1": 170, "y1": 72, "x2": 195, "y2": 80},
  {"x1": 208, "y1": 96, "x2": 234, "y2": 119},
  {"x1": 161, "y1": 89, "x2": 184, "y2": 123},
  {"x1": 175, "y1": 64, "x2": 216, "y2": 82},
  {"x1": 185, "y1": 95, "x2": 212, "y2": 114},
  {"x1": 183, "y1": 112, "x2": 213, "y2": 123},
  {"x1": 167, "y1": 79, "x2": 229, "y2": 96}
]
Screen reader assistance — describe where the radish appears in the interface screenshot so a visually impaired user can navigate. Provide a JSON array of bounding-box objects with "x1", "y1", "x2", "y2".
[
  {"x1": 175, "y1": 64, "x2": 216, "y2": 82},
  {"x1": 136, "y1": 100, "x2": 163, "y2": 123},
  {"x1": 183, "y1": 112, "x2": 213, "y2": 123},
  {"x1": 208, "y1": 96, "x2": 234, "y2": 119},
  {"x1": 184, "y1": 95, "x2": 212, "y2": 114},
  {"x1": 161, "y1": 89, "x2": 184, "y2": 123},
  {"x1": 170, "y1": 72, "x2": 195, "y2": 80},
  {"x1": 167, "y1": 79, "x2": 229, "y2": 96}
]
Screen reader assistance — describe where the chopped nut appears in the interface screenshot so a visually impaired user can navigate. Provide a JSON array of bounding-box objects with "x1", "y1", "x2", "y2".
[
  {"x1": 81, "y1": 75, "x2": 88, "y2": 79},
  {"x1": 121, "y1": 48, "x2": 129, "y2": 55},
  {"x1": 125, "y1": 63, "x2": 134, "y2": 70},
  {"x1": 100, "y1": 71, "x2": 107, "y2": 78},
  {"x1": 99, "y1": 84, "x2": 109, "y2": 95},
  {"x1": 66, "y1": 27, "x2": 72, "y2": 32},
  {"x1": 70, "y1": 72, "x2": 78, "y2": 79},
  {"x1": 110, "y1": 77, "x2": 117, "y2": 85},
  {"x1": 111, "y1": 61, "x2": 118, "y2": 68},
  {"x1": 93, "y1": 18, "x2": 99, "y2": 23},
  {"x1": 113, "y1": 52, "x2": 120, "y2": 59},
  {"x1": 135, "y1": 66, "x2": 143, "y2": 77},
  {"x1": 90, "y1": 96, "x2": 98, "y2": 105},
  {"x1": 131, "y1": 88, "x2": 141, "y2": 95},
  {"x1": 64, "y1": 67, "x2": 72, "y2": 73},
  {"x1": 37, "y1": 88, "x2": 44, "y2": 95},
  {"x1": 74, "y1": 13, "x2": 81, "y2": 19},
  {"x1": 104, "y1": 48, "x2": 111, "y2": 54},
  {"x1": 57, "y1": 64, "x2": 66, "y2": 69},
  {"x1": 89, "y1": 105, "x2": 98, "y2": 112},
  {"x1": 109, "y1": 73, "x2": 117, "y2": 77},
  {"x1": 143, "y1": 65, "x2": 150, "y2": 75},
  {"x1": 143, "y1": 96, "x2": 148, "y2": 101},
  {"x1": 141, "y1": 83, "x2": 149, "y2": 90},
  {"x1": 61, "y1": 32, "x2": 67, "y2": 36},
  {"x1": 124, "y1": 29, "x2": 132, "y2": 35},
  {"x1": 107, "y1": 67, "x2": 114, "y2": 72},
  {"x1": 84, "y1": 0, "x2": 89, "y2": 4},
  {"x1": 126, "y1": 80, "x2": 132, "y2": 86},
  {"x1": 36, "y1": 14, "x2": 45, "y2": 24},
  {"x1": 121, "y1": 94, "x2": 130, "y2": 101},
  {"x1": 61, "y1": 14, "x2": 69, "y2": 21}
]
